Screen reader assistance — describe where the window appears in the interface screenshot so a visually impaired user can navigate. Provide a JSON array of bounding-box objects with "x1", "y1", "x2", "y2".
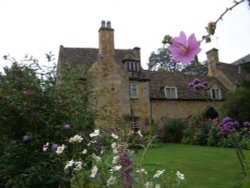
[
  {"x1": 126, "y1": 61, "x2": 140, "y2": 72},
  {"x1": 131, "y1": 117, "x2": 140, "y2": 132},
  {"x1": 164, "y1": 86, "x2": 178, "y2": 99},
  {"x1": 210, "y1": 88, "x2": 222, "y2": 100},
  {"x1": 130, "y1": 84, "x2": 138, "y2": 98}
]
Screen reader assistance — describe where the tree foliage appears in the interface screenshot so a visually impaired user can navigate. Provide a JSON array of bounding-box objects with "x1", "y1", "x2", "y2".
[
  {"x1": 222, "y1": 85, "x2": 250, "y2": 122},
  {"x1": 148, "y1": 48, "x2": 186, "y2": 72}
]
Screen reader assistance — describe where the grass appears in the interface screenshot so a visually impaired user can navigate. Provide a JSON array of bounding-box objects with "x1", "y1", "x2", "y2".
[{"x1": 135, "y1": 144, "x2": 249, "y2": 188}]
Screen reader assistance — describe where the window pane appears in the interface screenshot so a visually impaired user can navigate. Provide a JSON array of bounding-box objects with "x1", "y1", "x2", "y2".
[
  {"x1": 211, "y1": 88, "x2": 221, "y2": 100},
  {"x1": 130, "y1": 84, "x2": 138, "y2": 98},
  {"x1": 165, "y1": 87, "x2": 177, "y2": 98},
  {"x1": 128, "y1": 62, "x2": 132, "y2": 71}
]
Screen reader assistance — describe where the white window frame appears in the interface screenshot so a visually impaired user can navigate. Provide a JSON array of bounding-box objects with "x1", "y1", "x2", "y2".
[
  {"x1": 131, "y1": 117, "x2": 140, "y2": 131},
  {"x1": 130, "y1": 84, "x2": 138, "y2": 98},
  {"x1": 126, "y1": 61, "x2": 139, "y2": 72},
  {"x1": 210, "y1": 87, "x2": 222, "y2": 100},
  {"x1": 164, "y1": 86, "x2": 178, "y2": 99}
]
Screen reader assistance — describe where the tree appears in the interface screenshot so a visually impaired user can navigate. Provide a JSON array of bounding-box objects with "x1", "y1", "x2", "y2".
[
  {"x1": 222, "y1": 86, "x2": 250, "y2": 122},
  {"x1": 148, "y1": 48, "x2": 186, "y2": 72},
  {"x1": 181, "y1": 60, "x2": 208, "y2": 75}
]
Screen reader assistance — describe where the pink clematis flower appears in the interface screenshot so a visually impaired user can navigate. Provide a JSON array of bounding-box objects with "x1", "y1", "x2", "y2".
[{"x1": 169, "y1": 31, "x2": 201, "y2": 64}]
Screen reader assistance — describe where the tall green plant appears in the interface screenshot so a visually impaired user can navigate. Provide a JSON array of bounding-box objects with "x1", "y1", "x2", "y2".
[{"x1": 0, "y1": 56, "x2": 96, "y2": 187}]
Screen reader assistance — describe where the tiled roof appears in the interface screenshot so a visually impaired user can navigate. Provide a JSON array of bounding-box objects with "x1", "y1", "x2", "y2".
[
  {"x1": 58, "y1": 46, "x2": 228, "y2": 100},
  {"x1": 217, "y1": 63, "x2": 245, "y2": 85},
  {"x1": 232, "y1": 53, "x2": 250, "y2": 65},
  {"x1": 141, "y1": 70, "x2": 228, "y2": 100},
  {"x1": 58, "y1": 46, "x2": 98, "y2": 68},
  {"x1": 58, "y1": 46, "x2": 140, "y2": 69}
]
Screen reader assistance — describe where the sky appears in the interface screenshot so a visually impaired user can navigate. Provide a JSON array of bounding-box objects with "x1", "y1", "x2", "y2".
[{"x1": 0, "y1": 0, "x2": 250, "y2": 71}]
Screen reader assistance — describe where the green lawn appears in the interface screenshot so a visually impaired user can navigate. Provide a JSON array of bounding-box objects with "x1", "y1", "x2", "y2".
[{"x1": 136, "y1": 144, "x2": 249, "y2": 188}]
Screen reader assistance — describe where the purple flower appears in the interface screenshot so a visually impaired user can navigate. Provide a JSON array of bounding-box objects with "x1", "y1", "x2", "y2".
[
  {"x1": 243, "y1": 121, "x2": 250, "y2": 127},
  {"x1": 247, "y1": 0, "x2": 250, "y2": 6},
  {"x1": 63, "y1": 124, "x2": 71, "y2": 130},
  {"x1": 221, "y1": 117, "x2": 232, "y2": 124},
  {"x1": 218, "y1": 117, "x2": 237, "y2": 137},
  {"x1": 192, "y1": 79, "x2": 200, "y2": 85},
  {"x1": 52, "y1": 144, "x2": 59, "y2": 150},
  {"x1": 188, "y1": 83, "x2": 194, "y2": 88},
  {"x1": 10, "y1": 140, "x2": 17, "y2": 145},
  {"x1": 169, "y1": 31, "x2": 201, "y2": 64},
  {"x1": 118, "y1": 144, "x2": 133, "y2": 188},
  {"x1": 193, "y1": 83, "x2": 205, "y2": 91},
  {"x1": 203, "y1": 81, "x2": 208, "y2": 87},
  {"x1": 22, "y1": 135, "x2": 30, "y2": 143},
  {"x1": 188, "y1": 79, "x2": 208, "y2": 91}
]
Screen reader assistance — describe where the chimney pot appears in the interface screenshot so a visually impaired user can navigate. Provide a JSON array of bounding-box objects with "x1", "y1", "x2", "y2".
[
  {"x1": 101, "y1": 20, "x2": 105, "y2": 28},
  {"x1": 107, "y1": 21, "x2": 111, "y2": 28}
]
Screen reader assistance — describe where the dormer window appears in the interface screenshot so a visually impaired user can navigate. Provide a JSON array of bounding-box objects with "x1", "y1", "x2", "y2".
[
  {"x1": 164, "y1": 86, "x2": 178, "y2": 99},
  {"x1": 125, "y1": 61, "x2": 140, "y2": 72},
  {"x1": 210, "y1": 87, "x2": 222, "y2": 100}
]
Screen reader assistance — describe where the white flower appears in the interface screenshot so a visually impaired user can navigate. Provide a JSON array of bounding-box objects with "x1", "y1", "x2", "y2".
[
  {"x1": 74, "y1": 161, "x2": 82, "y2": 171},
  {"x1": 111, "y1": 133, "x2": 119, "y2": 139},
  {"x1": 113, "y1": 148, "x2": 118, "y2": 154},
  {"x1": 90, "y1": 165, "x2": 98, "y2": 178},
  {"x1": 92, "y1": 153, "x2": 102, "y2": 162},
  {"x1": 90, "y1": 140, "x2": 97, "y2": 143},
  {"x1": 136, "y1": 168, "x2": 148, "y2": 174},
  {"x1": 144, "y1": 181, "x2": 153, "y2": 188},
  {"x1": 155, "y1": 184, "x2": 161, "y2": 188},
  {"x1": 43, "y1": 142, "x2": 49, "y2": 151},
  {"x1": 111, "y1": 142, "x2": 117, "y2": 149},
  {"x1": 82, "y1": 149, "x2": 87, "y2": 154},
  {"x1": 176, "y1": 171, "x2": 185, "y2": 180},
  {"x1": 111, "y1": 142, "x2": 118, "y2": 154},
  {"x1": 89, "y1": 129, "x2": 100, "y2": 137},
  {"x1": 69, "y1": 135, "x2": 83, "y2": 143},
  {"x1": 56, "y1": 144, "x2": 66, "y2": 154},
  {"x1": 137, "y1": 130, "x2": 143, "y2": 137},
  {"x1": 153, "y1": 169, "x2": 165, "y2": 178},
  {"x1": 112, "y1": 155, "x2": 119, "y2": 164},
  {"x1": 64, "y1": 159, "x2": 74, "y2": 170},
  {"x1": 107, "y1": 175, "x2": 116, "y2": 186},
  {"x1": 110, "y1": 165, "x2": 122, "y2": 172}
]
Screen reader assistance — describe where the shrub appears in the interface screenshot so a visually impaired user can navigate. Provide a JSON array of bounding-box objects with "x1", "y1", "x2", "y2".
[
  {"x1": 0, "y1": 58, "x2": 96, "y2": 187},
  {"x1": 222, "y1": 86, "x2": 250, "y2": 122},
  {"x1": 161, "y1": 118, "x2": 186, "y2": 143},
  {"x1": 207, "y1": 118, "x2": 222, "y2": 147},
  {"x1": 182, "y1": 114, "x2": 213, "y2": 146}
]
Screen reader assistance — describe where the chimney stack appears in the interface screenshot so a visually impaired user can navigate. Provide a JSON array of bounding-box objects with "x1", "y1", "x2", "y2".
[
  {"x1": 98, "y1": 20, "x2": 114, "y2": 58},
  {"x1": 206, "y1": 48, "x2": 219, "y2": 77}
]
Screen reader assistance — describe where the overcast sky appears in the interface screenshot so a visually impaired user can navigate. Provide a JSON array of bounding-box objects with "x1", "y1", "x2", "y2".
[{"x1": 0, "y1": 0, "x2": 250, "y2": 70}]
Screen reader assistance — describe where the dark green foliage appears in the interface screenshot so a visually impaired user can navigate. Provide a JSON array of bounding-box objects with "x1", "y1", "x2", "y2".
[
  {"x1": 0, "y1": 57, "x2": 96, "y2": 187},
  {"x1": 181, "y1": 60, "x2": 208, "y2": 75},
  {"x1": 222, "y1": 86, "x2": 250, "y2": 122},
  {"x1": 207, "y1": 121, "x2": 221, "y2": 147},
  {"x1": 181, "y1": 114, "x2": 211, "y2": 145},
  {"x1": 160, "y1": 118, "x2": 186, "y2": 143}
]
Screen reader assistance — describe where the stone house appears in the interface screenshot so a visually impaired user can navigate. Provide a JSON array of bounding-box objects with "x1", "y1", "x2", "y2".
[{"x1": 57, "y1": 21, "x2": 247, "y2": 130}]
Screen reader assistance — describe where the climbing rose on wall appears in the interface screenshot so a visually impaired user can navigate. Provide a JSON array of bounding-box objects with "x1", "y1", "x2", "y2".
[{"x1": 169, "y1": 31, "x2": 201, "y2": 64}]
